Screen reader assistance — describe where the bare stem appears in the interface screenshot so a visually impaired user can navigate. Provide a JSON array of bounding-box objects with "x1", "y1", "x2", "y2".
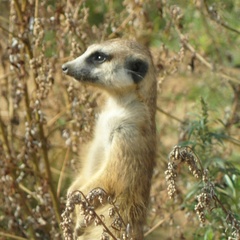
[
  {"x1": 37, "y1": 113, "x2": 61, "y2": 225},
  {"x1": 79, "y1": 190, "x2": 118, "y2": 240},
  {"x1": 0, "y1": 232, "x2": 27, "y2": 240},
  {"x1": 144, "y1": 218, "x2": 165, "y2": 237},
  {"x1": 157, "y1": 106, "x2": 184, "y2": 123},
  {"x1": 0, "y1": 24, "x2": 20, "y2": 39},
  {"x1": 108, "y1": 198, "x2": 127, "y2": 228},
  {"x1": 57, "y1": 147, "x2": 70, "y2": 197},
  {"x1": 164, "y1": 3, "x2": 240, "y2": 84},
  {"x1": 0, "y1": 116, "x2": 12, "y2": 157},
  {"x1": 203, "y1": 0, "x2": 240, "y2": 35}
]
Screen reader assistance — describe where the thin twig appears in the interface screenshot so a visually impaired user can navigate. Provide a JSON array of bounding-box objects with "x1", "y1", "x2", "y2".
[
  {"x1": 47, "y1": 103, "x2": 71, "y2": 128},
  {"x1": 108, "y1": 13, "x2": 136, "y2": 39},
  {"x1": 0, "y1": 116, "x2": 12, "y2": 157},
  {"x1": 108, "y1": 198, "x2": 127, "y2": 228},
  {"x1": 0, "y1": 72, "x2": 15, "y2": 80},
  {"x1": 203, "y1": 0, "x2": 240, "y2": 35},
  {"x1": 79, "y1": 190, "x2": 118, "y2": 240},
  {"x1": 178, "y1": 29, "x2": 240, "y2": 84},
  {"x1": 13, "y1": 0, "x2": 23, "y2": 23},
  {"x1": 0, "y1": 232, "x2": 27, "y2": 240},
  {"x1": 165, "y1": 4, "x2": 240, "y2": 84},
  {"x1": 37, "y1": 113, "x2": 61, "y2": 225},
  {"x1": 144, "y1": 218, "x2": 165, "y2": 237},
  {"x1": 57, "y1": 147, "x2": 70, "y2": 197},
  {"x1": 157, "y1": 106, "x2": 184, "y2": 123},
  {"x1": 0, "y1": 24, "x2": 21, "y2": 39}
]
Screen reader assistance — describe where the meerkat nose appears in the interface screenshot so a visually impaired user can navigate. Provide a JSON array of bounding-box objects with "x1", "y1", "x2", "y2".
[{"x1": 62, "y1": 63, "x2": 68, "y2": 74}]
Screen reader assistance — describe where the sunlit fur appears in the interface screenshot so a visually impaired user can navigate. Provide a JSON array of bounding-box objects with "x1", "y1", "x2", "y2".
[{"x1": 63, "y1": 39, "x2": 157, "y2": 240}]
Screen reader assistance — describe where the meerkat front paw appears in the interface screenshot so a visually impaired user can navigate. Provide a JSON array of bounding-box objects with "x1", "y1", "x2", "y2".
[
  {"x1": 74, "y1": 220, "x2": 86, "y2": 239},
  {"x1": 67, "y1": 177, "x2": 85, "y2": 197}
]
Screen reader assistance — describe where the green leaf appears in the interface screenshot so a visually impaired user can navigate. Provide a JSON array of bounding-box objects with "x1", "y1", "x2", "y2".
[
  {"x1": 224, "y1": 174, "x2": 236, "y2": 198},
  {"x1": 204, "y1": 227, "x2": 214, "y2": 240}
]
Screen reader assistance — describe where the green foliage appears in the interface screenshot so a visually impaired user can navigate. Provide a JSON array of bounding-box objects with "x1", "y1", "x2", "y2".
[{"x1": 172, "y1": 96, "x2": 240, "y2": 238}]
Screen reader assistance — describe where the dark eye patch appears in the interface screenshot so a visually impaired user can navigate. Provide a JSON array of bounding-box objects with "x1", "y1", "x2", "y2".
[
  {"x1": 86, "y1": 51, "x2": 111, "y2": 65},
  {"x1": 125, "y1": 58, "x2": 148, "y2": 83}
]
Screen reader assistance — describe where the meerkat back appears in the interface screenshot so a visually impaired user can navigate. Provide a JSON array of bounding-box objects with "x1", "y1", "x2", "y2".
[{"x1": 62, "y1": 39, "x2": 157, "y2": 240}]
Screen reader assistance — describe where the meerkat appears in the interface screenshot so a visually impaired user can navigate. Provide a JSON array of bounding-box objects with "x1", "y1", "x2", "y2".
[{"x1": 62, "y1": 39, "x2": 157, "y2": 240}]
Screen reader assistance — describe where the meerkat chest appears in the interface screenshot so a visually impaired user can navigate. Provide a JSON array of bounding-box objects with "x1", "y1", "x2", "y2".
[
  {"x1": 85, "y1": 99, "x2": 148, "y2": 177},
  {"x1": 95, "y1": 107, "x2": 128, "y2": 144},
  {"x1": 84, "y1": 107, "x2": 128, "y2": 177}
]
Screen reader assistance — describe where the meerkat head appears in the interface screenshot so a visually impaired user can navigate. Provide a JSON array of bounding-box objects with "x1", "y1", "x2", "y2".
[{"x1": 62, "y1": 39, "x2": 156, "y2": 98}]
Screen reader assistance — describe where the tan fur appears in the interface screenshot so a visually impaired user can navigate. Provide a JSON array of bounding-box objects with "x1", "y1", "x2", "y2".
[{"x1": 62, "y1": 39, "x2": 157, "y2": 239}]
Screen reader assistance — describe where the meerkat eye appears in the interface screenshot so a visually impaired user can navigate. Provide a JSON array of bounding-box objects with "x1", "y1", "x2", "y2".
[{"x1": 88, "y1": 51, "x2": 109, "y2": 64}]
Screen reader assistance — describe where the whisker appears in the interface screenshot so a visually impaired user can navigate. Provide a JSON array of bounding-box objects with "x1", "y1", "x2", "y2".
[{"x1": 125, "y1": 69, "x2": 144, "y2": 81}]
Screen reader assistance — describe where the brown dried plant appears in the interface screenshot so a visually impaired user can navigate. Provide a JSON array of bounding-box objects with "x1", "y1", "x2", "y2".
[
  {"x1": 61, "y1": 188, "x2": 133, "y2": 240},
  {"x1": 165, "y1": 146, "x2": 240, "y2": 239},
  {"x1": 0, "y1": 0, "x2": 240, "y2": 239}
]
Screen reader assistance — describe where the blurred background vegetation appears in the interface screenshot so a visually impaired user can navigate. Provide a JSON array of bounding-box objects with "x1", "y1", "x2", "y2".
[{"x1": 0, "y1": 0, "x2": 239, "y2": 239}]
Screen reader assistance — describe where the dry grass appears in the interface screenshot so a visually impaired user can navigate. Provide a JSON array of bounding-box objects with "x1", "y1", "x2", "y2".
[{"x1": 0, "y1": 0, "x2": 240, "y2": 239}]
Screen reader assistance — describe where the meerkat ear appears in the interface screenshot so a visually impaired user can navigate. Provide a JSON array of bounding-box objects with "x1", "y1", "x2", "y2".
[{"x1": 125, "y1": 58, "x2": 149, "y2": 83}]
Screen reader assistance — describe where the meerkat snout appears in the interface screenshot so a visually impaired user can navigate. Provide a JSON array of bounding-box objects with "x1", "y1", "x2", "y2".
[{"x1": 62, "y1": 64, "x2": 68, "y2": 74}]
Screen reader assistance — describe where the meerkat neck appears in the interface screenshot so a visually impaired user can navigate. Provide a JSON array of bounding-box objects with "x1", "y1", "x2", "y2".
[{"x1": 104, "y1": 91, "x2": 143, "y2": 111}]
